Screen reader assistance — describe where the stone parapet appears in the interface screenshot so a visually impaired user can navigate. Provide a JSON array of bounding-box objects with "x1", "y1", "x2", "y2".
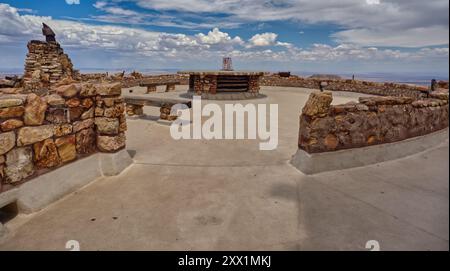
[
  {"x1": 261, "y1": 74, "x2": 449, "y2": 98},
  {"x1": 0, "y1": 82, "x2": 126, "y2": 193},
  {"x1": 298, "y1": 92, "x2": 449, "y2": 153}
]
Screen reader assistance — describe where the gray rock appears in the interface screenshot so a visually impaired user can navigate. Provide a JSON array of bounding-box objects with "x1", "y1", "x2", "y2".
[{"x1": 5, "y1": 147, "x2": 35, "y2": 183}]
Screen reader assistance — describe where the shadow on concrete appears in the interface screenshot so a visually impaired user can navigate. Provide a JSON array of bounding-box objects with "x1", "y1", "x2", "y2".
[
  {"x1": 269, "y1": 183, "x2": 298, "y2": 202},
  {"x1": 127, "y1": 150, "x2": 137, "y2": 159}
]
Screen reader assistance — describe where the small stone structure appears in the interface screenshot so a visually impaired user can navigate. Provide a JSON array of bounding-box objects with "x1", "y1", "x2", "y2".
[
  {"x1": 22, "y1": 24, "x2": 78, "y2": 92},
  {"x1": 23, "y1": 41, "x2": 77, "y2": 91},
  {"x1": 0, "y1": 82, "x2": 127, "y2": 192},
  {"x1": 298, "y1": 92, "x2": 449, "y2": 153},
  {"x1": 1, "y1": 24, "x2": 128, "y2": 197},
  {"x1": 179, "y1": 71, "x2": 264, "y2": 99}
]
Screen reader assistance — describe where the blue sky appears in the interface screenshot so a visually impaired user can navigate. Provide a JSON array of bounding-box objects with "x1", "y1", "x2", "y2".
[{"x1": 0, "y1": 0, "x2": 448, "y2": 76}]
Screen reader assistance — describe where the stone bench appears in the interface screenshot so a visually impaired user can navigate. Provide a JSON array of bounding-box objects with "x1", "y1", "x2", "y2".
[
  {"x1": 139, "y1": 81, "x2": 180, "y2": 93},
  {"x1": 124, "y1": 94, "x2": 191, "y2": 121}
]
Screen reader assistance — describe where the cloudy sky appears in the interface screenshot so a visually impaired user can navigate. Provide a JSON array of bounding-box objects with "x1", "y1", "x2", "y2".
[{"x1": 0, "y1": 0, "x2": 448, "y2": 76}]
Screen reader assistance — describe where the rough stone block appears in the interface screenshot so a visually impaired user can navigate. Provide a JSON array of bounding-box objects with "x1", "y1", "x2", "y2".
[
  {"x1": 65, "y1": 98, "x2": 80, "y2": 108},
  {"x1": 96, "y1": 82, "x2": 122, "y2": 96},
  {"x1": 95, "y1": 117, "x2": 119, "y2": 135},
  {"x1": 73, "y1": 118, "x2": 94, "y2": 133},
  {"x1": 24, "y1": 93, "x2": 48, "y2": 126},
  {"x1": 0, "y1": 131, "x2": 16, "y2": 155},
  {"x1": 75, "y1": 128, "x2": 96, "y2": 154},
  {"x1": 46, "y1": 94, "x2": 65, "y2": 106},
  {"x1": 0, "y1": 106, "x2": 24, "y2": 119},
  {"x1": 55, "y1": 135, "x2": 76, "y2": 163},
  {"x1": 4, "y1": 147, "x2": 35, "y2": 184},
  {"x1": 33, "y1": 139, "x2": 61, "y2": 168},
  {"x1": 17, "y1": 125, "x2": 54, "y2": 146},
  {"x1": 0, "y1": 119, "x2": 24, "y2": 132},
  {"x1": 97, "y1": 133, "x2": 125, "y2": 152},
  {"x1": 302, "y1": 92, "x2": 333, "y2": 117},
  {"x1": 0, "y1": 98, "x2": 23, "y2": 108},
  {"x1": 56, "y1": 84, "x2": 79, "y2": 98},
  {"x1": 53, "y1": 123, "x2": 73, "y2": 137}
]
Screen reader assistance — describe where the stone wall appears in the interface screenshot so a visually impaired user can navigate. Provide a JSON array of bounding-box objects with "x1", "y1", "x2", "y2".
[
  {"x1": 298, "y1": 91, "x2": 449, "y2": 153},
  {"x1": 23, "y1": 41, "x2": 78, "y2": 91},
  {"x1": 192, "y1": 75, "x2": 217, "y2": 94},
  {"x1": 0, "y1": 82, "x2": 126, "y2": 193},
  {"x1": 78, "y1": 73, "x2": 189, "y2": 88},
  {"x1": 261, "y1": 74, "x2": 449, "y2": 98}
]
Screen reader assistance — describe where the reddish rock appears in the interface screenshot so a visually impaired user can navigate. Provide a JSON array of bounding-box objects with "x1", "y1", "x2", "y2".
[
  {"x1": 73, "y1": 118, "x2": 94, "y2": 133},
  {"x1": 0, "y1": 106, "x2": 25, "y2": 119},
  {"x1": 53, "y1": 124, "x2": 73, "y2": 137},
  {"x1": 1, "y1": 119, "x2": 24, "y2": 131},
  {"x1": 24, "y1": 93, "x2": 48, "y2": 125},
  {"x1": 66, "y1": 98, "x2": 81, "y2": 108},
  {"x1": 33, "y1": 139, "x2": 61, "y2": 168},
  {"x1": 119, "y1": 121, "x2": 127, "y2": 132},
  {"x1": 103, "y1": 98, "x2": 115, "y2": 107},
  {"x1": 76, "y1": 128, "x2": 96, "y2": 154},
  {"x1": 324, "y1": 134, "x2": 338, "y2": 150},
  {"x1": 81, "y1": 98, "x2": 94, "y2": 108},
  {"x1": 95, "y1": 107, "x2": 104, "y2": 116},
  {"x1": 55, "y1": 135, "x2": 77, "y2": 163},
  {"x1": 17, "y1": 125, "x2": 54, "y2": 146},
  {"x1": 56, "y1": 84, "x2": 79, "y2": 98},
  {"x1": 69, "y1": 107, "x2": 84, "y2": 121},
  {"x1": 97, "y1": 133, "x2": 125, "y2": 152},
  {"x1": 302, "y1": 92, "x2": 332, "y2": 117}
]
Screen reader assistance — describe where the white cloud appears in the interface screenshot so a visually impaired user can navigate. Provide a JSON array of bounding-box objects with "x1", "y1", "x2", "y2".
[
  {"x1": 248, "y1": 33, "x2": 278, "y2": 47},
  {"x1": 65, "y1": 0, "x2": 80, "y2": 5},
  {"x1": 0, "y1": 3, "x2": 448, "y2": 71},
  {"x1": 332, "y1": 26, "x2": 450, "y2": 48},
  {"x1": 132, "y1": 0, "x2": 449, "y2": 47},
  {"x1": 196, "y1": 28, "x2": 243, "y2": 45}
]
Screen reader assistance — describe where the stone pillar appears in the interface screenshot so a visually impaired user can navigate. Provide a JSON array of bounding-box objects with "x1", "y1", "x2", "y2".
[
  {"x1": 23, "y1": 41, "x2": 76, "y2": 92},
  {"x1": 126, "y1": 104, "x2": 144, "y2": 116},
  {"x1": 146, "y1": 85, "x2": 157, "y2": 93},
  {"x1": 194, "y1": 75, "x2": 203, "y2": 95},
  {"x1": 165, "y1": 84, "x2": 176, "y2": 92},
  {"x1": 94, "y1": 83, "x2": 127, "y2": 153},
  {"x1": 209, "y1": 75, "x2": 217, "y2": 94},
  {"x1": 160, "y1": 103, "x2": 178, "y2": 121},
  {"x1": 248, "y1": 76, "x2": 261, "y2": 93}
]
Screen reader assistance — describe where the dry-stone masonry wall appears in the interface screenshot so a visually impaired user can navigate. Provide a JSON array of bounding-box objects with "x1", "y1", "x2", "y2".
[
  {"x1": 0, "y1": 82, "x2": 126, "y2": 193},
  {"x1": 261, "y1": 74, "x2": 449, "y2": 98},
  {"x1": 298, "y1": 91, "x2": 449, "y2": 153}
]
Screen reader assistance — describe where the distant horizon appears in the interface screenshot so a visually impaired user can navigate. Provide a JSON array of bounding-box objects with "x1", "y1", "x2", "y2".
[{"x1": 1, "y1": 67, "x2": 448, "y2": 86}]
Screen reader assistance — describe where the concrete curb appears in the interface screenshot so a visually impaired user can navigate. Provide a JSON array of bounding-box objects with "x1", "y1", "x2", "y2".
[
  {"x1": 291, "y1": 128, "x2": 449, "y2": 175},
  {"x1": 0, "y1": 149, "x2": 133, "y2": 216}
]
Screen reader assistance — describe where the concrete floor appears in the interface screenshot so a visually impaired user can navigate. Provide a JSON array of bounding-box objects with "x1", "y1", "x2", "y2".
[{"x1": 0, "y1": 86, "x2": 448, "y2": 250}]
